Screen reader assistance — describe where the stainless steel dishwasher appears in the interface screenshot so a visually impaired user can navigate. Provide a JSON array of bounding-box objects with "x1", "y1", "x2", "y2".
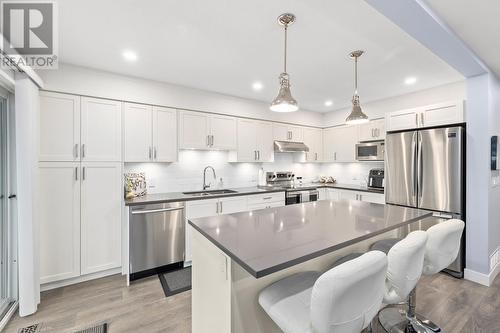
[{"x1": 129, "y1": 202, "x2": 185, "y2": 280}]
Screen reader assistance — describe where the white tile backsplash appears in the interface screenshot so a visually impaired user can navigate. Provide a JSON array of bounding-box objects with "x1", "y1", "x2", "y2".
[{"x1": 124, "y1": 151, "x2": 383, "y2": 193}]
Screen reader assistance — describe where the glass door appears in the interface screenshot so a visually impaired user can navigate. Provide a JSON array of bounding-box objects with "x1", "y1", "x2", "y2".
[{"x1": 0, "y1": 95, "x2": 15, "y2": 320}]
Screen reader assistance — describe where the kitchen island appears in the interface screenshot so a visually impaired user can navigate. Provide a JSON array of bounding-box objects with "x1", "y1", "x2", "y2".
[{"x1": 188, "y1": 199, "x2": 434, "y2": 333}]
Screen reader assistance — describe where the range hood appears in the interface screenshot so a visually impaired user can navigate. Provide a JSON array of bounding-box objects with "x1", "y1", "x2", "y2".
[{"x1": 274, "y1": 140, "x2": 309, "y2": 153}]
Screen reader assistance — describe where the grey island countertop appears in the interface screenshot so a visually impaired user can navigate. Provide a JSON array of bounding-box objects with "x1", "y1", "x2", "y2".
[{"x1": 189, "y1": 200, "x2": 432, "y2": 278}]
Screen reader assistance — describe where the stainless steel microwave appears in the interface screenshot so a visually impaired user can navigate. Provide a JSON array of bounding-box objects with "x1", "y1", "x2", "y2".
[{"x1": 355, "y1": 141, "x2": 384, "y2": 161}]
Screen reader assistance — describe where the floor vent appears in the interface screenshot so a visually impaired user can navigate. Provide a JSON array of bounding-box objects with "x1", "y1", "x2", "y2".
[
  {"x1": 74, "y1": 323, "x2": 108, "y2": 333},
  {"x1": 18, "y1": 323, "x2": 42, "y2": 333}
]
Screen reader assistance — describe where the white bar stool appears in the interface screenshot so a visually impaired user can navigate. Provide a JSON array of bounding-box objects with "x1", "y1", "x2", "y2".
[
  {"x1": 376, "y1": 231, "x2": 428, "y2": 333},
  {"x1": 258, "y1": 251, "x2": 388, "y2": 333},
  {"x1": 410, "y1": 219, "x2": 465, "y2": 332}
]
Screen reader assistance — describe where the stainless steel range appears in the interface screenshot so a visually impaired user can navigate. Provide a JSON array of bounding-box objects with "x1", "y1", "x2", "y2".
[{"x1": 264, "y1": 171, "x2": 319, "y2": 205}]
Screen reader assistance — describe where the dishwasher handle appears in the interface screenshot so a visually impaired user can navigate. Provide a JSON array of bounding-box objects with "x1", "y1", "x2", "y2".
[{"x1": 131, "y1": 206, "x2": 184, "y2": 215}]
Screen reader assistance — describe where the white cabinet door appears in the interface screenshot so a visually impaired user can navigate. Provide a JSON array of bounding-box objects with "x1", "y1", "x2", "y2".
[
  {"x1": 153, "y1": 107, "x2": 177, "y2": 162},
  {"x1": 330, "y1": 126, "x2": 357, "y2": 162},
  {"x1": 385, "y1": 107, "x2": 421, "y2": 131},
  {"x1": 210, "y1": 115, "x2": 237, "y2": 150},
  {"x1": 248, "y1": 201, "x2": 283, "y2": 210},
  {"x1": 236, "y1": 119, "x2": 258, "y2": 162},
  {"x1": 326, "y1": 188, "x2": 341, "y2": 201},
  {"x1": 273, "y1": 123, "x2": 289, "y2": 141},
  {"x1": 421, "y1": 100, "x2": 465, "y2": 128},
  {"x1": 81, "y1": 97, "x2": 122, "y2": 162},
  {"x1": 358, "y1": 119, "x2": 385, "y2": 142},
  {"x1": 39, "y1": 162, "x2": 81, "y2": 284},
  {"x1": 317, "y1": 188, "x2": 327, "y2": 200},
  {"x1": 303, "y1": 128, "x2": 322, "y2": 162},
  {"x1": 257, "y1": 121, "x2": 274, "y2": 162},
  {"x1": 80, "y1": 162, "x2": 122, "y2": 274},
  {"x1": 179, "y1": 111, "x2": 210, "y2": 149},
  {"x1": 322, "y1": 129, "x2": 336, "y2": 162},
  {"x1": 185, "y1": 199, "x2": 219, "y2": 263},
  {"x1": 359, "y1": 192, "x2": 385, "y2": 204},
  {"x1": 39, "y1": 92, "x2": 81, "y2": 162},
  {"x1": 339, "y1": 189, "x2": 358, "y2": 201},
  {"x1": 289, "y1": 125, "x2": 303, "y2": 142},
  {"x1": 123, "y1": 103, "x2": 153, "y2": 162},
  {"x1": 219, "y1": 196, "x2": 248, "y2": 215}
]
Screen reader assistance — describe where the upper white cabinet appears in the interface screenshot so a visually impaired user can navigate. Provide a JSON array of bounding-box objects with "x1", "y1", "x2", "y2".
[
  {"x1": 81, "y1": 97, "x2": 122, "y2": 161},
  {"x1": 123, "y1": 103, "x2": 177, "y2": 162},
  {"x1": 302, "y1": 128, "x2": 323, "y2": 162},
  {"x1": 273, "y1": 123, "x2": 303, "y2": 142},
  {"x1": 39, "y1": 92, "x2": 81, "y2": 161},
  {"x1": 323, "y1": 125, "x2": 358, "y2": 162},
  {"x1": 385, "y1": 100, "x2": 465, "y2": 132},
  {"x1": 153, "y1": 107, "x2": 178, "y2": 162},
  {"x1": 358, "y1": 119, "x2": 385, "y2": 142},
  {"x1": 39, "y1": 92, "x2": 122, "y2": 162},
  {"x1": 420, "y1": 100, "x2": 465, "y2": 128},
  {"x1": 231, "y1": 119, "x2": 274, "y2": 162},
  {"x1": 179, "y1": 111, "x2": 236, "y2": 150}
]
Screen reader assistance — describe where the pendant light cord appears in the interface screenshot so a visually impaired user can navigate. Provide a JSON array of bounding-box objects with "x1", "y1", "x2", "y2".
[
  {"x1": 354, "y1": 56, "x2": 358, "y2": 95},
  {"x1": 284, "y1": 26, "x2": 288, "y2": 73}
]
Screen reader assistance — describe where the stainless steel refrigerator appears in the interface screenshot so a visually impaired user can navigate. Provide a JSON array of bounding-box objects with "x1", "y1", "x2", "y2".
[{"x1": 385, "y1": 126, "x2": 465, "y2": 277}]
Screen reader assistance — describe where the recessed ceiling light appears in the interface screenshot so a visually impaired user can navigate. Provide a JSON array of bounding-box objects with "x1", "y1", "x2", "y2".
[
  {"x1": 122, "y1": 50, "x2": 138, "y2": 62},
  {"x1": 252, "y1": 81, "x2": 263, "y2": 91},
  {"x1": 324, "y1": 100, "x2": 333, "y2": 107},
  {"x1": 404, "y1": 76, "x2": 417, "y2": 85}
]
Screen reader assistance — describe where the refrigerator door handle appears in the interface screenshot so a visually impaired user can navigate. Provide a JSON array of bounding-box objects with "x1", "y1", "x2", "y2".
[
  {"x1": 417, "y1": 131, "x2": 423, "y2": 199},
  {"x1": 411, "y1": 131, "x2": 418, "y2": 202}
]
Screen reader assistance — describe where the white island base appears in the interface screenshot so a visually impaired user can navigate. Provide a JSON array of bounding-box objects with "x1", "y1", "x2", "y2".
[{"x1": 191, "y1": 227, "x2": 403, "y2": 333}]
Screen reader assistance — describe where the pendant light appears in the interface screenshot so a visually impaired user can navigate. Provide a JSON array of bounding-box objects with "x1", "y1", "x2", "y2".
[
  {"x1": 270, "y1": 13, "x2": 298, "y2": 112},
  {"x1": 345, "y1": 50, "x2": 369, "y2": 124}
]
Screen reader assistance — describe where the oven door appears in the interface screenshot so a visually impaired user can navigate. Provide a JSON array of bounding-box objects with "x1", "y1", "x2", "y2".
[
  {"x1": 286, "y1": 190, "x2": 319, "y2": 205},
  {"x1": 355, "y1": 142, "x2": 384, "y2": 161}
]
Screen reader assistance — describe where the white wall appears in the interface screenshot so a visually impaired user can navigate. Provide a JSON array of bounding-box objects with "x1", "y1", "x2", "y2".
[
  {"x1": 37, "y1": 63, "x2": 324, "y2": 127},
  {"x1": 323, "y1": 81, "x2": 466, "y2": 127},
  {"x1": 488, "y1": 74, "x2": 500, "y2": 259}
]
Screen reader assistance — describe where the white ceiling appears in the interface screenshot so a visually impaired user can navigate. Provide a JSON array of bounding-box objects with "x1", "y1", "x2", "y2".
[
  {"x1": 426, "y1": 0, "x2": 500, "y2": 78},
  {"x1": 55, "y1": 0, "x2": 463, "y2": 112}
]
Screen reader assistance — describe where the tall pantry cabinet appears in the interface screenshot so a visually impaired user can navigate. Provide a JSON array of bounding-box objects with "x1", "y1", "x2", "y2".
[{"x1": 38, "y1": 92, "x2": 122, "y2": 285}]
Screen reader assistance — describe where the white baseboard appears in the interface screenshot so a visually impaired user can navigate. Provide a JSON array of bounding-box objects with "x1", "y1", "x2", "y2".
[
  {"x1": 41, "y1": 267, "x2": 122, "y2": 291},
  {"x1": 464, "y1": 262, "x2": 500, "y2": 287}
]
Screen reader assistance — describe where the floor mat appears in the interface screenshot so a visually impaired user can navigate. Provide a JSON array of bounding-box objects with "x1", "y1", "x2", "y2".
[{"x1": 158, "y1": 267, "x2": 192, "y2": 297}]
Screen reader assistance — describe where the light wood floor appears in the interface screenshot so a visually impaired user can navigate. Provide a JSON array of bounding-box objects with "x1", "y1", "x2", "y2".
[{"x1": 4, "y1": 272, "x2": 500, "y2": 333}]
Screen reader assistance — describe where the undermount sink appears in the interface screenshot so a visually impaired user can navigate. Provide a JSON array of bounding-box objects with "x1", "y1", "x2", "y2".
[{"x1": 183, "y1": 189, "x2": 238, "y2": 196}]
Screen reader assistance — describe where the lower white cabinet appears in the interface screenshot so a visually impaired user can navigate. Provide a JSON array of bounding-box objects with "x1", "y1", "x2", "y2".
[
  {"x1": 185, "y1": 196, "x2": 248, "y2": 263},
  {"x1": 325, "y1": 188, "x2": 384, "y2": 204},
  {"x1": 39, "y1": 162, "x2": 122, "y2": 284},
  {"x1": 80, "y1": 162, "x2": 122, "y2": 275},
  {"x1": 39, "y1": 162, "x2": 81, "y2": 284}
]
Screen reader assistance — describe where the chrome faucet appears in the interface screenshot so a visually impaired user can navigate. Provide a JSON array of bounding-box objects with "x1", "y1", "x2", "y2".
[{"x1": 203, "y1": 166, "x2": 217, "y2": 190}]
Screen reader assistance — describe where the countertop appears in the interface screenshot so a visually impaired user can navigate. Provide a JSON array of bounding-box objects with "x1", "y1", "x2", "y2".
[
  {"x1": 124, "y1": 183, "x2": 384, "y2": 206},
  {"x1": 188, "y1": 200, "x2": 432, "y2": 278},
  {"x1": 124, "y1": 186, "x2": 285, "y2": 206}
]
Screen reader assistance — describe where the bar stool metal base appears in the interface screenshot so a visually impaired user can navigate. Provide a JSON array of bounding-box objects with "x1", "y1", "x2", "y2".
[{"x1": 378, "y1": 306, "x2": 424, "y2": 333}]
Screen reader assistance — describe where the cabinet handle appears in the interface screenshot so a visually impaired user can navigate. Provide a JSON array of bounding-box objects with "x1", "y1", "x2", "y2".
[
  {"x1": 263, "y1": 196, "x2": 272, "y2": 200},
  {"x1": 74, "y1": 144, "x2": 79, "y2": 158},
  {"x1": 149, "y1": 147, "x2": 152, "y2": 159},
  {"x1": 415, "y1": 113, "x2": 419, "y2": 126},
  {"x1": 82, "y1": 167, "x2": 86, "y2": 180},
  {"x1": 371, "y1": 128, "x2": 375, "y2": 137},
  {"x1": 216, "y1": 201, "x2": 219, "y2": 214},
  {"x1": 154, "y1": 147, "x2": 157, "y2": 159},
  {"x1": 359, "y1": 194, "x2": 362, "y2": 201},
  {"x1": 212, "y1": 135, "x2": 215, "y2": 146},
  {"x1": 81, "y1": 144, "x2": 85, "y2": 158},
  {"x1": 334, "y1": 152, "x2": 337, "y2": 161},
  {"x1": 315, "y1": 152, "x2": 318, "y2": 161},
  {"x1": 254, "y1": 151, "x2": 257, "y2": 160},
  {"x1": 421, "y1": 113, "x2": 424, "y2": 126},
  {"x1": 257, "y1": 150, "x2": 260, "y2": 160},
  {"x1": 207, "y1": 135, "x2": 210, "y2": 146},
  {"x1": 75, "y1": 167, "x2": 78, "y2": 181}
]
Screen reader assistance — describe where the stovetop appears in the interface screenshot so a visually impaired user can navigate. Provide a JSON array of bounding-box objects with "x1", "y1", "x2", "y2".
[{"x1": 258, "y1": 184, "x2": 318, "y2": 192}]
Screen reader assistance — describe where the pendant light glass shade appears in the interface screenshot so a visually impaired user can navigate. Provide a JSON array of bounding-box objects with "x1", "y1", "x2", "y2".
[
  {"x1": 270, "y1": 13, "x2": 298, "y2": 113},
  {"x1": 270, "y1": 73, "x2": 298, "y2": 112},
  {"x1": 346, "y1": 50, "x2": 368, "y2": 124}
]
